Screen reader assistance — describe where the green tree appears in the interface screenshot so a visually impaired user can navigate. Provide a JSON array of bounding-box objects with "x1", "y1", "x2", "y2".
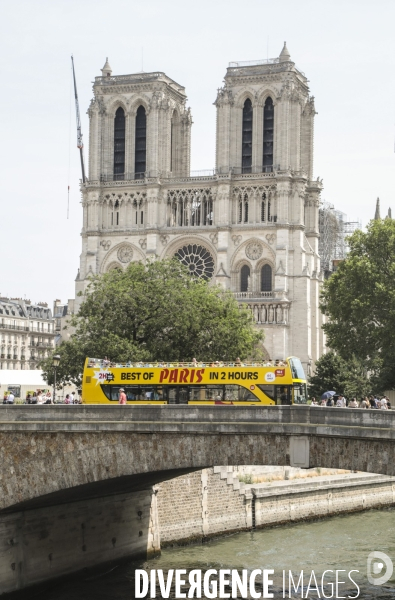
[
  {"x1": 308, "y1": 352, "x2": 370, "y2": 400},
  {"x1": 308, "y1": 352, "x2": 347, "y2": 399},
  {"x1": 320, "y1": 218, "x2": 395, "y2": 391},
  {"x1": 40, "y1": 259, "x2": 263, "y2": 387}
]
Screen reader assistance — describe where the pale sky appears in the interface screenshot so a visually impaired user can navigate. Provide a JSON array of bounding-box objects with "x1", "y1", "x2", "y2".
[{"x1": 1, "y1": 0, "x2": 394, "y2": 308}]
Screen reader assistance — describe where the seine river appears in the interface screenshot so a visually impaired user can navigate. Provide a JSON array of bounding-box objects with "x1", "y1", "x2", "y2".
[{"x1": 9, "y1": 508, "x2": 395, "y2": 599}]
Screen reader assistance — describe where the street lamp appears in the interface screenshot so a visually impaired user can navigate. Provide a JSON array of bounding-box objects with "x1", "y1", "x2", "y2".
[{"x1": 52, "y1": 354, "x2": 60, "y2": 404}]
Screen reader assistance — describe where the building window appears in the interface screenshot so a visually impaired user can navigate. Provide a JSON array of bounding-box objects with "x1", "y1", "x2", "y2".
[
  {"x1": 242, "y1": 99, "x2": 253, "y2": 174},
  {"x1": 244, "y1": 200, "x2": 248, "y2": 223},
  {"x1": 174, "y1": 244, "x2": 215, "y2": 280},
  {"x1": 261, "y1": 264, "x2": 272, "y2": 292},
  {"x1": 114, "y1": 107, "x2": 125, "y2": 180},
  {"x1": 237, "y1": 193, "x2": 249, "y2": 224},
  {"x1": 168, "y1": 191, "x2": 213, "y2": 227},
  {"x1": 263, "y1": 97, "x2": 274, "y2": 172},
  {"x1": 240, "y1": 265, "x2": 250, "y2": 292},
  {"x1": 116, "y1": 212, "x2": 119, "y2": 225},
  {"x1": 261, "y1": 193, "x2": 266, "y2": 222},
  {"x1": 135, "y1": 105, "x2": 147, "y2": 179}
]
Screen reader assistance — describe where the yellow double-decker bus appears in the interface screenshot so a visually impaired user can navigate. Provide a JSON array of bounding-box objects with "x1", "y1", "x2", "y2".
[{"x1": 82, "y1": 357, "x2": 307, "y2": 405}]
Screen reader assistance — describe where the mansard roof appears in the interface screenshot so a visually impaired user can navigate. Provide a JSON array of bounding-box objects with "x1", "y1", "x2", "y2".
[
  {"x1": 0, "y1": 298, "x2": 26, "y2": 317},
  {"x1": 26, "y1": 304, "x2": 53, "y2": 320},
  {"x1": 0, "y1": 297, "x2": 53, "y2": 319}
]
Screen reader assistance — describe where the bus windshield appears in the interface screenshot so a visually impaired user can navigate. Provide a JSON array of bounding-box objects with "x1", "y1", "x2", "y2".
[{"x1": 289, "y1": 357, "x2": 306, "y2": 380}]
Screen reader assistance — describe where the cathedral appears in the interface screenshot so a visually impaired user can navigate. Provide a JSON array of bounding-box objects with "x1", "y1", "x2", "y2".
[{"x1": 75, "y1": 43, "x2": 324, "y2": 373}]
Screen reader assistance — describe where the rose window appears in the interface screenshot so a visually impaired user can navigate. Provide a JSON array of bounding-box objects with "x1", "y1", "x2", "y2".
[
  {"x1": 117, "y1": 245, "x2": 133, "y2": 263},
  {"x1": 174, "y1": 244, "x2": 215, "y2": 280}
]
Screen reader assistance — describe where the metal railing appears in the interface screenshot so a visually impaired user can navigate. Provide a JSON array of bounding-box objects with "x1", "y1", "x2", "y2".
[
  {"x1": 0, "y1": 323, "x2": 29, "y2": 332},
  {"x1": 87, "y1": 358, "x2": 288, "y2": 369},
  {"x1": 97, "y1": 166, "x2": 277, "y2": 183},
  {"x1": 233, "y1": 291, "x2": 274, "y2": 299},
  {"x1": 229, "y1": 58, "x2": 280, "y2": 67}
]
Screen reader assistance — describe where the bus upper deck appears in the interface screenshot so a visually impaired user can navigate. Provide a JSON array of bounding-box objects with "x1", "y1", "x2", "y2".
[{"x1": 82, "y1": 357, "x2": 307, "y2": 405}]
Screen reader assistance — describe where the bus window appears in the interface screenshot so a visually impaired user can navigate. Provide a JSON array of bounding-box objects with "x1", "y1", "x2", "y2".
[
  {"x1": 258, "y1": 385, "x2": 275, "y2": 400},
  {"x1": 238, "y1": 387, "x2": 258, "y2": 401},
  {"x1": 276, "y1": 386, "x2": 291, "y2": 406},
  {"x1": 224, "y1": 385, "x2": 238, "y2": 401},
  {"x1": 293, "y1": 384, "x2": 307, "y2": 404},
  {"x1": 189, "y1": 386, "x2": 206, "y2": 401},
  {"x1": 258, "y1": 385, "x2": 291, "y2": 405},
  {"x1": 289, "y1": 357, "x2": 306, "y2": 380},
  {"x1": 100, "y1": 385, "x2": 164, "y2": 401},
  {"x1": 205, "y1": 385, "x2": 224, "y2": 400},
  {"x1": 186, "y1": 384, "x2": 261, "y2": 402},
  {"x1": 164, "y1": 387, "x2": 189, "y2": 404}
]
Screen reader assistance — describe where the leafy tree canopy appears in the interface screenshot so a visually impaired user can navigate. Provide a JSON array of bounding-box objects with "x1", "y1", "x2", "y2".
[
  {"x1": 308, "y1": 351, "x2": 371, "y2": 400},
  {"x1": 320, "y1": 218, "x2": 395, "y2": 391},
  {"x1": 41, "y1": 259, "x2": 263, "y2": 387}
]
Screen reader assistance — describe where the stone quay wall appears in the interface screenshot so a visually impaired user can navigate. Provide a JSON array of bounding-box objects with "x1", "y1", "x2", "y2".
[{"x1": 157, "y1": 468, "x2": 395, "y2": 545}]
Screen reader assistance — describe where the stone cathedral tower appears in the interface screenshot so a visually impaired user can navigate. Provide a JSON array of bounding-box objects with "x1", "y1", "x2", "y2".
[{"x1": 76, "y1": 44, "x2": 324, "y2": 370}]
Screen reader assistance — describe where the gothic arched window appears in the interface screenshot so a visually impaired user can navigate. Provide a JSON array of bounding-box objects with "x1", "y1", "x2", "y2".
[
  {"x1": 240, "y1": 265, "x2": 250, "y2": 292},
  {"x1": 242, "y1": 99, "x2": 253, "y2": 173},
  {"x1": 114, "y1": 107, "x2": 125, "y2": 181},
  {"x1": 263, "y1": 97, "x2": 274, "y2": 172},
  {"x1": 237, "y1": 193, "x2": 249, "y2": 224},
  {"x1": 244, "y1": 198, "x2": 248, "y2": 223},
  {"x1": 261, "y1": 193, "x2": 266, "y2": 222},
  {"x1": 135, "y1": 105, "x2": 147, "y2": 179},
  {"x1": 261, "y1": 264, "x2": 272, "y2": 292}
]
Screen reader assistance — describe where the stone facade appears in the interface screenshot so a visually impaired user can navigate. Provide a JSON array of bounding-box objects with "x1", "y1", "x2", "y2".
[
  {"x1": 157, "y1": 469, "x2": 247, "y2": 544},
  {"x1": 75, "y1": 42, "x2": 324, "y2": 372},
  {"x1": 0, "y1": 489, "x2": 159, "y2": 593},
  {"x1": 0, "y1": 298, "x2": 55, "y2": 370},
  {"x1": 3, "y1": 404, "x2": 395, "y2": 512},
  {"x1": 157, "y1": 468, "x2": 395, "y2": 545}
]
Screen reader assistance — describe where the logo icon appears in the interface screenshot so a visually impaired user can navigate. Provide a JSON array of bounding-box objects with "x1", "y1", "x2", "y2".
[
  {"x1": 265, "y1": 372, "x2": 275, "y2": 382},
  {"x1": 367, "y1": 551, "x2": 393, "y2": 585}
]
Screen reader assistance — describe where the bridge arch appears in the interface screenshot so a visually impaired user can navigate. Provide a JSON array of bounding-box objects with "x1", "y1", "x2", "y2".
[{"x1": 2, "y1": 404, "x2": 395, "y2": 513}]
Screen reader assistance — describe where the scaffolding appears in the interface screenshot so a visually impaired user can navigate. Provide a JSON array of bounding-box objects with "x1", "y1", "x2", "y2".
[{"x1": 318, "y1": 201, "x2": 361, "y2": 276}]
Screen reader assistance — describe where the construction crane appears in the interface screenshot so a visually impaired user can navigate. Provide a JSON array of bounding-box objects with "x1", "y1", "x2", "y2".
[{"x1": 71, "y1": 55, "x2": 86, "y2": 183}]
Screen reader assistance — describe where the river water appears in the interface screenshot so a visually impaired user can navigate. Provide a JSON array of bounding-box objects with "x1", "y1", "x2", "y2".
[{"x1": 9, "y1": 508, "x2": 395, "y2": 599}]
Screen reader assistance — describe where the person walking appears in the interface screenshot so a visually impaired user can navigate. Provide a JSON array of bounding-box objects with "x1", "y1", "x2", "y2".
[{"x1": 119, "y1": 388, "x2": 127, "y2": 405}]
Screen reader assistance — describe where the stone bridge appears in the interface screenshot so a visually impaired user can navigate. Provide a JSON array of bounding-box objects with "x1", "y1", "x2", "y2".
[{"x1": 1, "y1": 404, "x2": 395, "y2": 593}]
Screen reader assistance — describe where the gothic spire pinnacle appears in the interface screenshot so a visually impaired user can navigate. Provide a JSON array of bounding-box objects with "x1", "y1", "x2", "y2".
[
  {"x1": 101, "y1": 57, "x2": 112, "y2": 77},
  {"x1": 374, "y1": 197, "x2": 381, "y2": 220},
  {"x1": 279, "y1": 42, "x2": 291, "y2": 63},
  {"x1": 388, "y1": 207, "x2": 392, "y2": 219}
]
